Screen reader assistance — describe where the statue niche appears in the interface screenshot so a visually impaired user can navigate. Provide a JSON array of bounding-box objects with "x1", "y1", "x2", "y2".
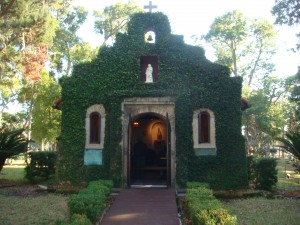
[{"x1": 140, "y1": 55, "x2": 158, "y2": 83}]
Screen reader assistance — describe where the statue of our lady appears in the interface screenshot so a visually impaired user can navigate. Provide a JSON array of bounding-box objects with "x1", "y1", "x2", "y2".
[{"x1": 145, "y1": 64, "x2": 153, "y2": 83}]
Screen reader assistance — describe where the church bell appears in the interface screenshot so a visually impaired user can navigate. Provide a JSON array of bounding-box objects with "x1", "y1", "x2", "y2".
[{"x1": 147, "y1": 34, "x2": 153, "y2": 42}]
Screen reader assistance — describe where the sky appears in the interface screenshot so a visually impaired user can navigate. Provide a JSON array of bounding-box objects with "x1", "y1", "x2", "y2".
[{"x1": 76, "y1": 0, "x2": 299, "y2": 78}]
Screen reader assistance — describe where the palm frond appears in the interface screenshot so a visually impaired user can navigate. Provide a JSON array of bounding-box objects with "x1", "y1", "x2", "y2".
[
  {"x1": 0, "y1": 129, "x2": 29, "y2": 158},
  {"x1": 276, "y1": 132, "x2": 300, "y2": 160}
]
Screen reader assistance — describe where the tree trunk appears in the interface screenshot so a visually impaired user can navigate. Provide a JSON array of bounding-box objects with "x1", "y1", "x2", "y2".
[
  {"x1": 231, "y1": 40, "x2": 238, "y2": 77},
  {"x1": 244, "y1": 116, "x2": 251, "y2": 154},
  {"x1": 248, "y1": 41, "x2": 262, "y2": 87},
  {"x1": 0, "y1": 156, "x2": 6, "y2": 172},
  {"x1": 23, "y1": 83, "x2": 37, "y2": 164},
  {"x1": 41, "y1": 139, "x2": 44, "y2": 151}
]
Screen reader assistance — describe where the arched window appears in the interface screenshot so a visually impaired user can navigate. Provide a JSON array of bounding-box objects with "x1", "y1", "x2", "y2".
[
  {"x1": 85, "y1": 104, "x2": 105, "y2": 149},
  {"x1": 90, "y1": 112, "x2": 101, "y2": 144},
  {"x1": 192, "y1": 109, "x2": 216, "y2": 155},
  {"x1": 198, "y1": 112, "x2": 210, "y2": 143}
]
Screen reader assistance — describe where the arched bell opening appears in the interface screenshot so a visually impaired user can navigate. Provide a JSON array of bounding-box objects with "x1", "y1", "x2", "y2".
[{"x1": 144, "y1": 30, "x2": 156, "y2": 44}]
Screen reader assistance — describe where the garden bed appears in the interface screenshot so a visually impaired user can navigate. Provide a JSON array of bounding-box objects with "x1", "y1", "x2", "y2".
[{"x1": 213, "y1": 189, "x2": 263, "y2": 198}]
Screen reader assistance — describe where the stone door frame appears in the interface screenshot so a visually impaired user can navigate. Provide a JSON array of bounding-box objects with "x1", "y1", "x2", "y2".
[{"x1": 121, "y1": 97, "x2": 176, "y2": 187}]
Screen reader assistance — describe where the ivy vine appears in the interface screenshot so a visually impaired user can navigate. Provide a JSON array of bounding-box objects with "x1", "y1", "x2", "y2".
[{"x1": 58, "y1": 12, "x2": 248, "y2": 189}]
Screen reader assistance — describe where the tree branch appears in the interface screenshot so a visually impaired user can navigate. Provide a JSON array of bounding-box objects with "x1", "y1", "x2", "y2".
[
  {"x1": 0, "y1": 0, "x2": 17, "y2": 18},
  {"x1": 248, "y1": 40, "x2": 263, "y2": 86}
]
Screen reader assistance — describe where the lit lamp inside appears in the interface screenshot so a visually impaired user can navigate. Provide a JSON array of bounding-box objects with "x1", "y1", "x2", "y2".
[{"x1": 133, "y1": 121, "x2": 139, "y2": 127}]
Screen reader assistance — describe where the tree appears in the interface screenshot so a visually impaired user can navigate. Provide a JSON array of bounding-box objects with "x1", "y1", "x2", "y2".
[
  {"x1": 0, "y1": 0, "x2": 80, "y2": 146},
  {"x1": 271, "y1": 1, "x2": 300, "y2": 130},
  {"x1": 204, "y1": 11, "x2": 277, "y2": 89},
  {"x1": 284, "y1": 66, "x2": 300, "y2": 132},
  {"x1": 1, "y1": 111, "x2": 27, "y2": 129},
  {"x1": 51, "y1": 6, "x2": 90, "y2": 76},
  {"x1": 0, "y1": 0, "x2": 69, "y2": 119},
  {"x1": 204, "y1": 11, "x2": 279, "y2": 155},
  {"x1": 93, "y1": 1, "x2": 142, "y2": 45},
  {"x1": 272, "y1": 0, "x2": 300, "y2": 50},
  {"x1": 243, "y1": 77, "x2": 292, "y2": 155},
  {"x1": 31, "y1": 71, "x2": 61, "y2": 150},
  {"x1": 204, "y1": 11, "x2": 248, "y2": 78},
  {"x1": 0, "y1": 128, "x2": 28, "y2": 171},
  {"x1": 290, "y1": 67, "x2": 300, "y2": 103},
  {"x1": 276, "y1": 132, "x2": 300, "y2": 160},
  {"x1": 69, "y1": 43, "x2": 98, "y2": 66}
]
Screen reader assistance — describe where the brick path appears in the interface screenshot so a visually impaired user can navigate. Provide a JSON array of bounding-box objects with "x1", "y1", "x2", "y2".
[{"x1": 100, "y1": 188, "x2": 180, "y2": 225}]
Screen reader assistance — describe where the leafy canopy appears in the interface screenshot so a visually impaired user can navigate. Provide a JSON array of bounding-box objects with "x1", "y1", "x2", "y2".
[
  {"x1": 272, "y1": 0, "x2": 300, "y2": 50},
  {"x1": 51, "y1": 6, "x2": 89, "y2": 76},
  {"x1": 93, "y1": 1, "x2": 142, "y2": 45},
  {"x1": 0, "y1": 0, "x2": 69, "y2": 112},
  {"x1": 204, "y1": 10, "x2": 277, "y2": 88},
  {"x1": 31, "y1": 71, "x2": 61, "y2": 143},
  {"x1": 272, "y1": 0, "x2": 300, "y2": 26}
]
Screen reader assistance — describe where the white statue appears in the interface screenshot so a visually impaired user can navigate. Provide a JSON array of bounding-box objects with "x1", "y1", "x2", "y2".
[{"x1": 145, "y1": 64, "x2": 153, "y2": 83}]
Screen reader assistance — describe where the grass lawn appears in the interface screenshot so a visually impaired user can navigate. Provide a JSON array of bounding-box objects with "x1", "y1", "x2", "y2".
[
  {"x1": 0, "y1": 166, "x2": 27, "y2": 183},
  {"x1": 0, "y1": 194, "x2": 69, "y2": 225},
  {"x1": 275, "y1": 159, "x2": 300, "y2": 191},
  {"x1": 1, "y1": 159, "x2": 300, "y2": 225},
  {"x1": 224, "y1": 198, "x2": 300, "y2": 225},
  {"x1": 223, "y1": 158, "x2": 300, "y2": 225},
  {"x1": 0, "y1": 166, "x2": 69, "y2": 225}
]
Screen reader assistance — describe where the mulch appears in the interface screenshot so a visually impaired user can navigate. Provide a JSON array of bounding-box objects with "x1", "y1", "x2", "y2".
[
  {"x1": 179, "y1": 197, "x2": 192, "y2": 225},
  {"x1": 0, "y1": 179, "x2": 17, "y2": 187},
  {"x1": 0, "y1": 179, "x2": 300, "y2": 199},
  {"x1": 282, "y1": 190, "x2": 300, "y2": 198},
  {"x1": 0, "y1": 179, "x2": 47, "y2": 197}
]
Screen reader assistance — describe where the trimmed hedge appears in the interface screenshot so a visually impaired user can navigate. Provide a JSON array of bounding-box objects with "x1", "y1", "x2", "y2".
[
  {"x1": 186, "y1": 182, "x2": 237, "y2": 225},
  {"x1": 187, "y1": 182, "x2": 210, "y2": 189},
  {"x1": 67, "y1": 180, "x2": 113, "y2": 223},
  {"x1": 195, "y1": 209, "x2": 237, "y2": 225},
  {"x1": 25, "y1": 151, "x2": 56, "y2": 183},
  {"x1": 55, "y1": 214, "x2": 92, "y2": 225},
  {"x1": 247, "y1": 156, "x2": 278, "y2": 191}
]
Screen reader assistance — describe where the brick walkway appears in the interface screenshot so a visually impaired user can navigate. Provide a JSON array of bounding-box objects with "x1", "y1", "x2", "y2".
[{"x1": 100, "y1": 188, "x2": 180, "y2": 225}]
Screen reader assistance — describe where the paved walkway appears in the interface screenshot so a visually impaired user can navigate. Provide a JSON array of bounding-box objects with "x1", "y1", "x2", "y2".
[{"x1": 100, "y1": 188, "x2": 180, "y2": 225}]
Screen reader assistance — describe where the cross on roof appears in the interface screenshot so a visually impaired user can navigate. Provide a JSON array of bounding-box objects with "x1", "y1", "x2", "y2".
[{"x1": 144, "y1": 1, "x2": 157, "y2": 13}]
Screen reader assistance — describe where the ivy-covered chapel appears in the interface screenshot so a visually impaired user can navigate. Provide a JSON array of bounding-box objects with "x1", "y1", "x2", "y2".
[{"x1": 57, "y1": 12, "x2": 248, "y2": 189}]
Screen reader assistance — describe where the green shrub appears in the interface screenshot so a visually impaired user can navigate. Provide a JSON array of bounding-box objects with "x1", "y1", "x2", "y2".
[
  {"x1": 186, "y1": 185, "x2": 236, "y2": 225},
  {"x1": 55, "y1": 214, "x2": 92, "y2": 225},
  {"x1": 70, "y1": 214, "x2": 92, "y2": 225},
  {"x1": 68, "y1": 194, "x2": 106, "y2": 222},
  {"x1": 247, "y1": 156, "x2": 278, "y2": 191},
  {"x1": 196, "y1": 209, "x2": 237, "y2": 225},
  {"x1": 89, "y1": 180, "x2": 113, "y2": 190},
  {"x1": 67, "y1": 180, "x2": 113, "y2": 223},
  {"x1": 25, "y1": 151, "x2": 56, "y2": 183}
]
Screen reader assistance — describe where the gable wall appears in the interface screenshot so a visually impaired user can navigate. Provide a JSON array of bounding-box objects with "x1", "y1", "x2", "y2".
[{"x1": 57, "y1": 13, "x2": 248, "y2": 189}]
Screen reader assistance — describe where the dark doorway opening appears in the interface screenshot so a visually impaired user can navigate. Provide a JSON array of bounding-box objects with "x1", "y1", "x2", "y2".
[{"x1": 130, "y1": 113, "x2": 168, "y2": 186}]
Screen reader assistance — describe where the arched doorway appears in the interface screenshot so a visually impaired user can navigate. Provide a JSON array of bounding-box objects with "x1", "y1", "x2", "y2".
[{"x1": 129, "y1": 113, "x2": 170, "y2": 186}]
